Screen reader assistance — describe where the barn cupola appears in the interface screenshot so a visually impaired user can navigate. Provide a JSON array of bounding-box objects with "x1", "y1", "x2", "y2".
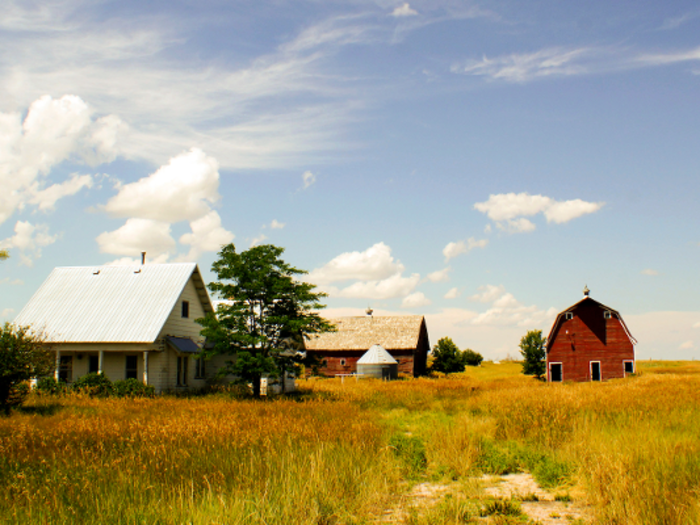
[{"x1": 583, "y1": 285, "x2": 590, "y2": 297}]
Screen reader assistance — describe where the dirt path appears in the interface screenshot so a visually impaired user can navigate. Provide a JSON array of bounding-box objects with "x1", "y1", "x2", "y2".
[{"x1": 381, "y1": 472, "x2": 594, "y2": 524}]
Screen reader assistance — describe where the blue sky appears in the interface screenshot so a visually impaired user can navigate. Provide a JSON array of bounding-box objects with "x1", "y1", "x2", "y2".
[{"x1": 1, "y1": 0, "x2": 699, "y2": 359}]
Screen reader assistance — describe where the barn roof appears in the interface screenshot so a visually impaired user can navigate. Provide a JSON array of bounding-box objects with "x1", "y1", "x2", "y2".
[
  {"x1": 546, "y1": 295, "x2": 637, "y2": 346},
  {"x1": 14, "y1": 263, "x2": 213, "y2": 343},
  {"x1": 305, "y1": 315, "x2": 426, "y2": 351}
]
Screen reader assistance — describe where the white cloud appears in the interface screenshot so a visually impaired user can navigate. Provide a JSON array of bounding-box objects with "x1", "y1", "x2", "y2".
[
  {"x1": 250, "y1": 233, "x2": 268, "y2": 247},
  {"x1": 270, "y1": 219, "x2": 285, "y2": 229},
  {"x1": 427, "y1": 267, "x2": 450, "y2": 283},
  {"x1": 179, "y1": 211, "x2": 234, "y2": 261},
  {"x1": 392, "y1": 3, "x2": 418, "y2": 17},
  {"x1": 402, "y1": 291, "x2": 431, "y2": 309},
  {"x1": 29, "y1": 173, "x2": 93, "y2": 211},
  {"x1": 302, "y1": 170, "x2": 316, "y2": 189},
  {"x1": 443, "y1": 237, "x2": 488, "y2": 262},
  {"x1": 680, "y1": 340, "x2": 694, "y2": 350},
  {"x1": 474, "y1": 192, "x2": 604, "y2": 233},
  {"x1": 334, "y1": 272, "x2": 420, "y2": 300},
  {"x1": 469, "y1": 284, "x2": 557, "y2": 327},
  {"x1": 308, "y1": 242, "x2": 404, "y2": 285},
  {"x1": 0, "y1": 95, "x2": 123, "y2": 225},
  {"x1": 444, "y1": 287, "x2": 460, "y2": 299},
  {"x1": 470, "y1": 284, "x2": 506, "y2": 303},
  {"x1": 0, "y1": 278, "x2": 23, "y2": 285},
  {"x1": 104, "y1": 148, "x2": 220, "y2": 222},
  {"x1": 96, "y1": 218, "x2": 176, "y2": 260},
  {"x1": 641, "y1": 269, "x2": 659, "y2": 276},
  {"x1": 0, "y1": 220, "x2": 57, "y2": 266},
  {"x1": 1, "y1": 308, "x2": 15, "y2": 318}
]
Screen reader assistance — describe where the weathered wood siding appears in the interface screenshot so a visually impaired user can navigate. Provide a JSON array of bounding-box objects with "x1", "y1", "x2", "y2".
[{"x1": 547, "y1": 300, "x2": 634, "y2": 382}]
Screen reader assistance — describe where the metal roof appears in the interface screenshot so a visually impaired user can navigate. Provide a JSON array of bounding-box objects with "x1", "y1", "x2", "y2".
[
  {"x1": 166, "y1": 336, "x2": 201, "y2": 354},
  {"x1": 357, "y1": 344, "x2": 397, "y2": 365},
  {"x1": 14, "y1": 263, "x2": 213, "y2": 343}
]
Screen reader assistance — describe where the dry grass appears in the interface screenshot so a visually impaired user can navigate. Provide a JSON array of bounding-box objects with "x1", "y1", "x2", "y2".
[{"x1": 1, "y1": 361, "x2": 699, "y2": 524}]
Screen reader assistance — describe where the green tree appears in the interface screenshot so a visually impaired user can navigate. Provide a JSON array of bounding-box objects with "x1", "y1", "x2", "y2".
[
  {"x1": 0, "y1": 250, "x2": 8, "y2": 261},
  {"x1": 519, "y1": 329, "x2": 546, "y2": 379},
  {"x1": 430, "y1": 337, "x2": 481, "y2": 373},
  {"x1": 0, "y1": 323, "x2": 54, "y2": 414},
  {"x1": 197, "y1": 244, "x2": 335, "y2": 396}
]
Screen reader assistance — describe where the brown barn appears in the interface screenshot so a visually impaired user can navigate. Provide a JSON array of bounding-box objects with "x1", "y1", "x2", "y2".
[
  {"x1": 545, "y1": 288, "x2": 636, "y2": 382},
  {"x1": 304, "y1": 315, "x2": 430, "y2": 377}
]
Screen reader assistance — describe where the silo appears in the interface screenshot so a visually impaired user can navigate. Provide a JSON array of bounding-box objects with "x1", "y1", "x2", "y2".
[{"x1": 356, "y1": 344, "x2": 398, "y2": 380}]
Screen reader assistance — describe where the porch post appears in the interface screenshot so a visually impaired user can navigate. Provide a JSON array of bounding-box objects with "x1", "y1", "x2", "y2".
[
  {"x1": 54, "y1": 350, "x2": 61, "y2": 381},
  {"x1": 143, "y1": 351, "x2": 149, "y2": 385},
  {"x1": 98, "y1": 350, "x2": 104, "y2": 374}
]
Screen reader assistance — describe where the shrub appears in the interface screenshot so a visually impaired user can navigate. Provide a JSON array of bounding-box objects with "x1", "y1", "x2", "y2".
[
  {"x1": 35, "y1": 377, "x2": 65, "y2": 395},
  {"x1": 462, "y1": 348, "x2": 484, "y2": 367},
  {"x1": 71, "y1": 372, "x2": 114, "y2": 397},
  {"x1": 112, "y1": 378, "x2": 155, "y2": 398}
]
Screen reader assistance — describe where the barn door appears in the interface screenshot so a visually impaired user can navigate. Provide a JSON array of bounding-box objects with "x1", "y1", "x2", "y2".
[
  {"x1": 549, "y1": 363, "x2": 562, "y2": 382},
  {"x1": 591, "y1": 361, "x2": 601, "y2": 381}
]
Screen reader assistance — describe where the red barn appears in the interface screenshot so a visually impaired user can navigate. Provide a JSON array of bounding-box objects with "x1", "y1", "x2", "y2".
[
  {"x1": 545, "y1": 288, "x2": 637, "y2": 382},
  {"x1": 304, "y1": 315, "x2": 430, "y2": 377}
]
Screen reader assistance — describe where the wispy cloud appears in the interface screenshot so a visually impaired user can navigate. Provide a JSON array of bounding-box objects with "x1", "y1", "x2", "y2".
[{"x1": 392, "y1": 3, "x2": 418, "y2": 17}]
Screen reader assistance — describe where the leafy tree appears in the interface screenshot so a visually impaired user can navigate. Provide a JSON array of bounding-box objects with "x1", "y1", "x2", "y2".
[
  {"x1": 430, "y1": 337, "x2": 482, "y2": 373},
  {"x1": 0, "y1": 323, "x2": 54, "y2": 414},
  {"x1": 197, "y1": 243, "x2": 335, "y2": 396},
  {"x1": 0, "y1": 250, "x2": 8, "y2": 261},
  {"x1": 519, "y1": 329, "x2": 546, "y2": 379}
]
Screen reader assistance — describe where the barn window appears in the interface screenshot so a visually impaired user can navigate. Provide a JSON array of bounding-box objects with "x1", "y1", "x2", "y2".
[
  {"x1": 177, "y1": 356, "x2": 189, "y2": 386},
  {"x1": 604, "y1": 310, "x2": 612, "y2": 319},
  {"x1": 125, "y1": 355, "x2": 138, "y2": 379},
  {"x1": 565, "y1": 312, "x2": 573, "y2": 320},
  {"x1": 624, "y1": 360, "x2": 634, "y2": 375},
  {"x1": 195, "y1": 358, "x2": 206, "y2": 379},
  {"x1": 590, "y1": 361, "x2": 601, "y2": 382},
  {"x1": 549, "y1": 363, "x2": 563, "y2": 382},
  {"x1": 340, "y1": 358, "x2": 347, "y2": 366},
  {"x1": 59, "y1": 356, "x2": 73, "y2": 383},
  {"x1": 181, "y1": 300, "x2": 190, "y2": 318}
]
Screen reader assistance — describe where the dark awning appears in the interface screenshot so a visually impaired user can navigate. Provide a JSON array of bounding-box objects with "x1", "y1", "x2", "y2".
[{"x1": 166, "y1": 336, "x2": 201, "y2": 354}]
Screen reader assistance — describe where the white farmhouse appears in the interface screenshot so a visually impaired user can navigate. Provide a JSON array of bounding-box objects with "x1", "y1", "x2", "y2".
[{"x1": 14, "y1": 262, "x2": 226, "y2": 393}]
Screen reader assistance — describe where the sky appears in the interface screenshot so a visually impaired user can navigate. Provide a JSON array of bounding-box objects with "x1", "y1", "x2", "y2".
[{"x1": 1, "y1": 0, "x2": 699, "y2": 360}]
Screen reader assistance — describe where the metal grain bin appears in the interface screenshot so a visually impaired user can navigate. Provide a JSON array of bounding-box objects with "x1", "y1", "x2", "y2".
[{"x1": 356, "y1": 344, "x2": 398, "y2": 380}]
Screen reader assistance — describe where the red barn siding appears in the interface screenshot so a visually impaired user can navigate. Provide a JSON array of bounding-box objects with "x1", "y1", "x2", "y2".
[{"x1": 546, "y1": 296, "x2": 636, "y2": 382}]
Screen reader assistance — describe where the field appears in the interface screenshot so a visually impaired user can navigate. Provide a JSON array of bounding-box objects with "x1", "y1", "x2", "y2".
[{"x1": 2, "y1": 361, "x2": 700, "y2": 524}]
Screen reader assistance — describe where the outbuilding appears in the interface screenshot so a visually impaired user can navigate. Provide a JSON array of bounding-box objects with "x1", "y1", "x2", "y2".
[
  {"x1": 545, "y1": 287, "x2": 636, "y2": 382},
  {"x1": 304, "y1": 315, "x2": 430, "y2": 377},
  {"x1": 356, "y1": 344, "x2": 398, "y2": 380}
]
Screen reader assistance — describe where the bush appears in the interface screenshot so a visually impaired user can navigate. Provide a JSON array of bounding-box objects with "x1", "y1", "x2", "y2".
[
  {"x1": 35, "y1": 377, "x2": 65, "y2": 395},
  {"x1": 71, "y1": 373, "x2": 114, "y2": 397},
  {"x1": 112, "y1": 378, "x2": 155, "y2": 398},
  {"x1": 462, "y1": 348, "x2": 484, "y2": 367}
]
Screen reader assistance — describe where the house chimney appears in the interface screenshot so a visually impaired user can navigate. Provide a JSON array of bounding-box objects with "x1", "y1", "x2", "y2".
[{"x1": 141, "y1": 252, "x2": 146, "y2": 265}]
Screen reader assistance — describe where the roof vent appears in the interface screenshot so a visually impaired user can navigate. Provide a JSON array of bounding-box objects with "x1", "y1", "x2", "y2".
[
  {"x1": 583, "y1": 285, "x2": 590, "y2": 297},
  {"x1": 141, "y1": 252, "x2": 146, "y2": 265},
  {"x1": 92, "y1": 270, "x2": 100, "y2": 275}
]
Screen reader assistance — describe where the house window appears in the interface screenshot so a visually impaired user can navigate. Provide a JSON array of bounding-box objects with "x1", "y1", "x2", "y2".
[
  {"x1": 590, "y1": 361, "x2": 601, "y2": 382},
  {"x1": 177, "y1": 356, "x2": 189, "y2": 386},
  {"x1": 125, "y1": 355, "x2": 138, "y2": 379},
  {"x1": 549, "y1": 363, "x2": 562, "y2": 382},
  {"x1": 624, "y1": 360, "x2": 634, "y2": 375},
  {"x1": 88, "y1": 355, "x2": 99, "y2": 374},
  {"x1": 181, "y1": 301, "x2": 190, "y2": 318},
  {"x1": 195, "y1": 357, "x2": 206, "y2": 379},
  {"x1": 59, "y1": 356, "x2": 73, "y2": 383},
  {"x1": 604, "y1": 310, "x2": 612, "y2": 319},
  {"x1": 565, "y1": 312, "x2": 573, "y2": 320}
]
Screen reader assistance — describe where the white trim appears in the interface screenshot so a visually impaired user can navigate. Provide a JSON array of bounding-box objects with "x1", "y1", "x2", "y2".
[
  {"x1": 623, "y1": 359, "x2": 635, "y2": 377},
  {"x1": 590, "y1": 360, "x2": 602, "y2": 382},
  {"x1": 604, "y1": 310, "x2": 612, "y2": 319},
  {"x1": 549, "y1": 362, "x2": 563, "y2": 382},
  {"x1": 565, "y1": 312, "x2": 573, "y2": 320}
]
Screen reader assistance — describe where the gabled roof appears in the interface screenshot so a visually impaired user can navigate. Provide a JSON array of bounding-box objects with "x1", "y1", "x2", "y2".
[
  {"x1": 14, "y1": 263, "x2": 213, "y2": 343},
  {"x1": 357, "y1": 344, "x2": 398, "y2": 365},
  {"x1": 305, "y1": 315, "x2": 426, "y2": 351},
  {"x1": 546, "y1": 296, "x2": 637, "y2": 346}
]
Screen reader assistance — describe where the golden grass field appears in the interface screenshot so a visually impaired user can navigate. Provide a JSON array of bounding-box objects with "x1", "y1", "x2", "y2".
[{"x1": 2, "y1": 361, "x2": 700, "y2": 524}]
